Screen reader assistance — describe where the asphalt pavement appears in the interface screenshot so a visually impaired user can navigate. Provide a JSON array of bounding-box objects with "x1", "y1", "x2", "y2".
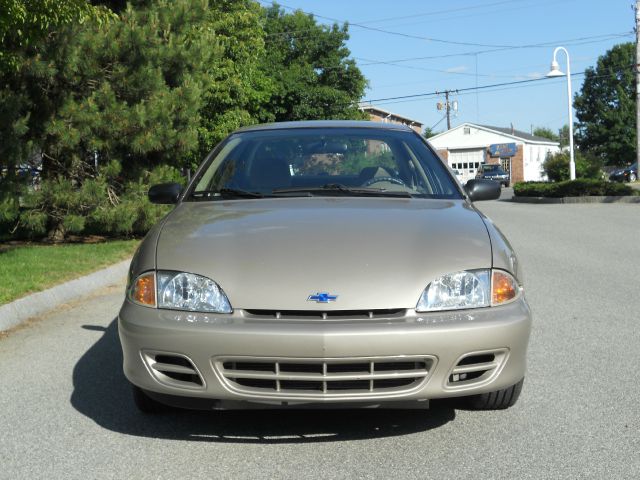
[{"x1": 1, "y1": 199, "x2": 639, "y2": 479}]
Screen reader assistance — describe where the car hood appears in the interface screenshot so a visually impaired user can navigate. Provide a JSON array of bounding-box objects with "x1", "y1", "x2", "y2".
[{"x1": 156, "y1": 198, "x2": 492, "y2": 310}]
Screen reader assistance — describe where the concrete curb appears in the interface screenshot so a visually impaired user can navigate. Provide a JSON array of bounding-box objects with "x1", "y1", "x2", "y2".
[
  {"x1": 0, "y1": 258, "x2": 131, "y2": 332},
  {"x1": 511, "y1": 195, "x2": 640, "y2": 204}
]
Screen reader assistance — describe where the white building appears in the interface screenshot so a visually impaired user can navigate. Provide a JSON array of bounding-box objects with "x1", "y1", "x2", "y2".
[{"x1": 428, "y1": 123, "x2": 560, "y2": 183}]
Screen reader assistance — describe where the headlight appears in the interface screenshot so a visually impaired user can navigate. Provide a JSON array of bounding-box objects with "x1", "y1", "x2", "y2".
[
  {"x1": 129, "y1": 271, "x2": 232, "y2": 313},
  {"x1": 416, "y1": 269, "x2": 519, "y2": 312}
]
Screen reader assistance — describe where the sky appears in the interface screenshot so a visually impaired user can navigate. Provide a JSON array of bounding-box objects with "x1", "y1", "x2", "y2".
[{"x1": 258, "y1": 0, "x2": 634, "y2": 135}]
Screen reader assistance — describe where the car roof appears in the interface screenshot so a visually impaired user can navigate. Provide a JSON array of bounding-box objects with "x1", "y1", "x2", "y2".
[{"x1": 235, "y1": 120, "x2": 414, "y2": 133}]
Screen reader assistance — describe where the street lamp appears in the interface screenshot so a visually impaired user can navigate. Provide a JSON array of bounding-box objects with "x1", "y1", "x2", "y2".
[{"x1": 547, "y1": 46, "x2": 575, "y2": 180}]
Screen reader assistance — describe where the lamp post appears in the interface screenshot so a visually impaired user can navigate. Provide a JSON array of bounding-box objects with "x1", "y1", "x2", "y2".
[{"x1": 547, "y1": 46, "x2": 575, "y2": 180}]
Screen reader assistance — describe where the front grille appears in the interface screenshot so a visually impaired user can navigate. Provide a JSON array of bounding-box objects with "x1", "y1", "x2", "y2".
[
  {"x1": 215, "y1": 357, "x2": 434, "y2": 397},
  {"x1": 447, "y1": 349, "x2": 507, "y2": 387},
  {"x1": 243, "y1": 309, "x2": 406, "y2": 321},
  {"x1": 142, "y1": 351, "x2": 205, "y2": 389}
]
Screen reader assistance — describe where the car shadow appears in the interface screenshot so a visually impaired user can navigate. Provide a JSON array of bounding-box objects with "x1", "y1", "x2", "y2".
[{"x1": 71, "y1": 319, "x2": 456, "y2": 443}]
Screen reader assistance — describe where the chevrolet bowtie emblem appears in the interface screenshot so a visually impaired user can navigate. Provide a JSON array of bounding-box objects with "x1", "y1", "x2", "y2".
[{"x1": 307, "y1": 292, "x2": 338, "y2": 303}]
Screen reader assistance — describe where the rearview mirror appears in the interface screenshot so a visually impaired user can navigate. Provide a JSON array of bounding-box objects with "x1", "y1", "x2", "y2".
[
  {"x1": 303, "y1": 141, "x2": 348, "y2": 154},
  {"x1": 464, "y1": 179, "x2": 501, "y2": 202},
  {"x1": 148, "y1": 183, "x2": 182, "y2": 204}
]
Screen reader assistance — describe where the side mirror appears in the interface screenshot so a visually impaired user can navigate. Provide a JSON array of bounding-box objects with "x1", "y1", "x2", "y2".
[
  {"x1": 148, "y1": 183, "x2": 182, "y2": 204},
  {"x1": 464, "y1": 179, "x2": 501, "y2": 202}
]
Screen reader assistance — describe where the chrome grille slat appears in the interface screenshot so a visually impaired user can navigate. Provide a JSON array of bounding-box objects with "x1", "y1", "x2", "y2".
[
  {"x1": 243, "y1": 309, "x2": 407, "y2": 321},
  {"x1": 215, "y1": 357, "x2": 434, "y2": 397},
  {"x1": 142, "y1": 351, "x2": 205, "y2": 389},
  {"x1": 451, "y1": 361, "x2": 499, "y2": 375},
  {"x1": 217, "y1": 370, "x2": 430, "y2": 381},
  {"x1": 369, "y1": 361, "x2": 374, "y2": 392},
  {"x1": 151, "y1": 362, "x2": 199, "y2": 375},
  {"x1": 446, "y1": 349, "x2": 508, "y2": 387}
]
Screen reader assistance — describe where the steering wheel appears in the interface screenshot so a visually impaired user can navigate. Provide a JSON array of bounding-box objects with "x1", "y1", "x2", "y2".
[{"x1": 362, "y1": 176, "x2": 406, "y2": 187}]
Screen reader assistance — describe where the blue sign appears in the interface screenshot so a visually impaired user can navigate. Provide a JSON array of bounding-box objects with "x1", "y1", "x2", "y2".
[{"x1": 489, "y1": 143, "x2": 517, "y2": 157}]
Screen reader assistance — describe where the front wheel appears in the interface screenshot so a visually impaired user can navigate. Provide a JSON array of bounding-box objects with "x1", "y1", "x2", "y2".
[
  {"x1": 132, "y1": 385, "x2": 168, "y2": 414},
  {"x1": 629, "y1": 173, "x2": 637, "y2": 182},
  {"x1": 465, "y1": 378, "x2": 524, "y2": 410}
]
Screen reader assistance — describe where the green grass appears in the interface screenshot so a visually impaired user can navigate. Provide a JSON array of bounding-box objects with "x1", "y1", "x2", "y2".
[{"x1": 0, "y1": 240, "x2": 139, "y2": 305}]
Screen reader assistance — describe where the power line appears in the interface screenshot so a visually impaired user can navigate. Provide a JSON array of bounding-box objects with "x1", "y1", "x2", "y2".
[
  {"x1": 356, "y1": 0, "x2": 531, "y2": 25},
  {"x1": 429, "y1": 115, "x2": 449, "y2": 131},
  {"x1": 362, "y1": 75, "x2": 568, "y2": 104},
  {"x1": 260, "y1": 6, "x2": 631, "y2": 76},
  {"x1": 353, "y1": 56, "x2": 522, "y2": 79},
  {"x1": 259, "y1": 0, "x2": 631, "y2": 57},
  {"x1": 369, "y1": 56, "x2": 598, "y2": 88},
  {"x1": 362, "y1": 65, "x2": 638, "y2": 106},
  {"x1": 257, "y1": 0, "x2": 522, "y2": 48},
  {"x1": 364, "y1": 66, "x2": 635, "y2": 108},
  {"x1": 354, "y1": 33, "x2": 632, "y2": 68},
  {"x1": 282, "y1": 32, "x2": 631, "y2": 80},
  {"x1": 368, "y1": 78, "x2": 564, "y2": 108},
  {"x1": 354, "y1": 0, "x2": 576, "y2": 30},
  {"x1": 352, "y1": 33, "x2": 631, "y2": 79}
]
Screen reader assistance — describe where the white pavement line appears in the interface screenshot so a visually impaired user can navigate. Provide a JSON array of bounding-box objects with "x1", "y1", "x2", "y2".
[{"x1": 0, "y1": 257, "x2": 131, "y2": 332}]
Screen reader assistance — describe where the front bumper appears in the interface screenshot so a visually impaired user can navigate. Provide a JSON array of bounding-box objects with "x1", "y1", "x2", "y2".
[{"x1": 118, "y1": 298, "x2": 531, "y2": 409}]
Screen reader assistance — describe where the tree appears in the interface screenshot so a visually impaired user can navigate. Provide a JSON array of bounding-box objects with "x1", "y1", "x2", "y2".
[
  {"x1": 0, "y1": 0, "x2": 113, "y2": 72},
  {"x1": 573, "y1": 43, "x2": 636, "y2": 166},
  {"x1": 259, "y1": 5, "x2": 367, "y2": 122},
  {"x1": 1, "y1": 0, "x2": 217, "y2": 239},
  {"x1": 0, "y1": 1, "x2": 371, "y2": 240},
  {"x1": 193, "y1": 0, "x2": 272, "y2": 161},
  {"x1": 532, "y1": 125, "x2": 570, "y2": 146},
  {"x1": 423, "y1": 127, "x2": 439, "y2": 139},
  {"x1": 533, "y1": 127, "x2": 558, "y2": 142}
]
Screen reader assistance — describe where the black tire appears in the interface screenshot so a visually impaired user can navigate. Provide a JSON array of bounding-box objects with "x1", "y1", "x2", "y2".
[
  {"x1": 504, "y1": 182, "x2": 510, "y2": 188},
  {"x1": 465, "y1": 378, "x2": 524, "y2": 410},
  {"x1": 132, "y1": 385, "x2": 167, "y2": 414}
]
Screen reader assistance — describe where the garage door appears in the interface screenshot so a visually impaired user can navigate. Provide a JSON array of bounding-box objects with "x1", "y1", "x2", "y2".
[{"x1": 448, "y1": 149, "x2": 484, "y2": 184}]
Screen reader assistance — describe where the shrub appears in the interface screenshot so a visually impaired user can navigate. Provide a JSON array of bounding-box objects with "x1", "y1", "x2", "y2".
[
  {"x1": 542, "y1": 151, "x2": 602, "y2": 182},
  {"x1": 514, "y1": 179, "x2": 636, "y2": 198}
]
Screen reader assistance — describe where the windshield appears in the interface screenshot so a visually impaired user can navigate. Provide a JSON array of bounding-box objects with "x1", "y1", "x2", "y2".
[
  {"x1": 482, "y1": 165, "x2": 504, "y2": 173},
  {"x1": 189, "y1": 127, "x2": 461, "y2": 200}
]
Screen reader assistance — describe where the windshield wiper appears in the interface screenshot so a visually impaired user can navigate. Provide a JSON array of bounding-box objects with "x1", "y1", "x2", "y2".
[
  {"x1": 272, "y1": 183, "x2": 412, "y2": 198},
  {"x1": 190, "y1": 188, "x2": 264, "y2": 199}
]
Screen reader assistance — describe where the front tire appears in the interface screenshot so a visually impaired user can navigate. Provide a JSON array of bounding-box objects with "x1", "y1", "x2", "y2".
[
  {"x1": 132, "y1": 385, "x2": 167, "y2": 414},
  {"x1": 465, "y1": 378, "x2": 524, "y2": 410},
  {"x1": 630, "y1": 173, "x2": 637, "y2": 182}
]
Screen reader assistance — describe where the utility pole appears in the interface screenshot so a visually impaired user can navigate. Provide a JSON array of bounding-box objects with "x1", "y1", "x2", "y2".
[
  {"x1": 444, "y1": 90, "x2": 452, "y2": 130},
  {"x1": 436, "y1": 90, "x2": 458, "y2": 130},
  {"x1": 633, "y1": 5, "x2": 640, "y2": 309}
]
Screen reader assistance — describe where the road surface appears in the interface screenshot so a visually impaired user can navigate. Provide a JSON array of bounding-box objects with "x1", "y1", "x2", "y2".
[{"x1": 1, "y1": 199, "x2": 638, "y2": 479}]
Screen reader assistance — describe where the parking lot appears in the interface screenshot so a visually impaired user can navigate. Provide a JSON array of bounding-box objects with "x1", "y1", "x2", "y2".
[{"x1": 1, "y1": 199, "x2": 639, "y2": 479}]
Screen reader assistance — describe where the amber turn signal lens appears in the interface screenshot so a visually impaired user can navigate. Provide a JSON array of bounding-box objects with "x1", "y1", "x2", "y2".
[
  {"x1": 492, "y1": 270, "x2": 517, "y2": 305},
  {"x1": 132, "y1": 272, "x2": 156, "y2": 307}
]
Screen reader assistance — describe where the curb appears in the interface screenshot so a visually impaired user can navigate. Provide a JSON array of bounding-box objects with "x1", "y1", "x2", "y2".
[
  {"x1": 0, "y1": 258, "x2": 131, "y2": 332},
  {"x1": 511, "y1": 195, "x2": 640, "y2": 204}
]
